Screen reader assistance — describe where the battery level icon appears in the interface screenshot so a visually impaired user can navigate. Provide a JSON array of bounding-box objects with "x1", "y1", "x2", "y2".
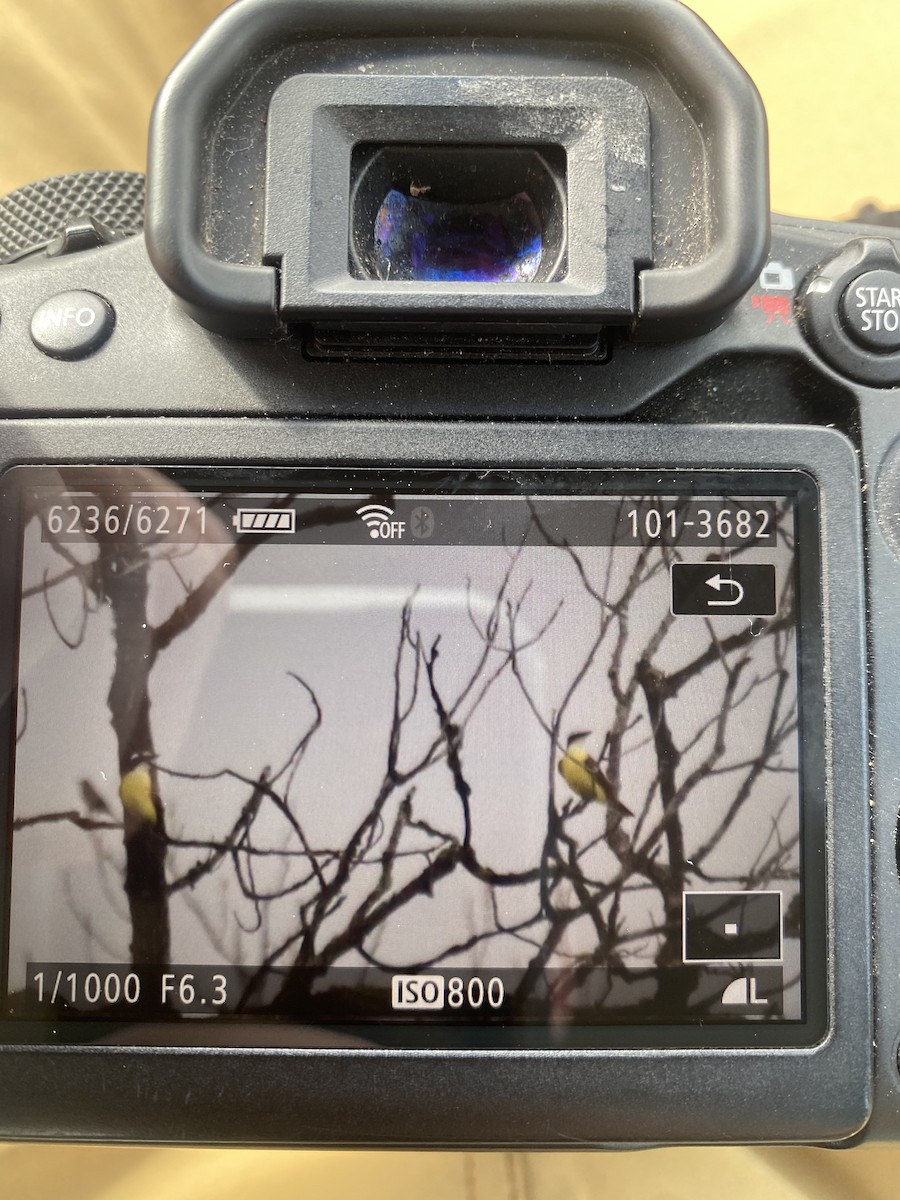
[{"x1": 233, "y1": 508, "x2": 296, "y2": 535}]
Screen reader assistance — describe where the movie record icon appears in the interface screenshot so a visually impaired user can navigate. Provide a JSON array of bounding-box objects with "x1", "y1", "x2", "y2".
[{"x1": 671, "y1": 563, "x2": 777, "y2": 617}]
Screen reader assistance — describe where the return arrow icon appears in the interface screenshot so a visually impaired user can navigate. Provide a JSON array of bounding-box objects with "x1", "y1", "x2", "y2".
[
  {"x1": 705, "y1": 573, "x2": 745, "y2": 606},
  {"x1": 671, "y1": 564, "x2": 776, "y2": 617}
]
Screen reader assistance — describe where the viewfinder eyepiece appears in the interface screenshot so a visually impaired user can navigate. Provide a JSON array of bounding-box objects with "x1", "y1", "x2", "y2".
[{"x1": 350, "y1": 145, "x2": 567, "y2": 284}]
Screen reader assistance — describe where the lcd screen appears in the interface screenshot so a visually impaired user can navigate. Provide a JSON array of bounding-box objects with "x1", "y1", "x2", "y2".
[{"x1": 0, "y1": 467, "x2": 821, "y2": 1048}]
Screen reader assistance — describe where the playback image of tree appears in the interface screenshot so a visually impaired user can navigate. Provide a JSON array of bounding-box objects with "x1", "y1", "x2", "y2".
[{"x1": 10, "y1": 475, "x2": 801, "y2": 1023}]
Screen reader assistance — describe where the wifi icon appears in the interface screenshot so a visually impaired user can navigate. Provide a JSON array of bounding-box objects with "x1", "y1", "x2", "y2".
[{"x1": 357, "y1": 503, "x2": 396, "y2": 539}]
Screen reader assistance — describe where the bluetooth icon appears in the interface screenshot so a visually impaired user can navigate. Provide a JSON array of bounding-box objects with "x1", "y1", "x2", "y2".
[{"x1": 411, "y1": 506, "x2": 435, "y2": 540}]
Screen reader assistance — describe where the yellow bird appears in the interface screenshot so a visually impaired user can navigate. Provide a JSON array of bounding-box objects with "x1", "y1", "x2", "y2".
[
  {"x1": 118, "y1": 761, "x2": 159, "y2": 827},
  {"x1": 558, "y1": 733, "x2": 633, "y2": 818}
]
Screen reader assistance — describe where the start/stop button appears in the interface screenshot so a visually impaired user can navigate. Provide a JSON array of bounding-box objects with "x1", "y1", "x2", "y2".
[
  {"x1": 841, "y1": 269, "x2": 900, "y2": 352},
  {"x1": 799, "y1": 237, "x2": 900, "y2": 386}
]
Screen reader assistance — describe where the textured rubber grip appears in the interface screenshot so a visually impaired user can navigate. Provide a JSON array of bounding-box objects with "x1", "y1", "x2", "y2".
[{"x1": 0, "y1": 171, "x2": 145, "y2": 261}]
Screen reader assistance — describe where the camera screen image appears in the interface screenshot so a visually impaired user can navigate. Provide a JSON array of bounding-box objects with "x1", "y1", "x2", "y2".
[{"x1": 1, "y1": 468, "x2": 811, "y2": 1048}]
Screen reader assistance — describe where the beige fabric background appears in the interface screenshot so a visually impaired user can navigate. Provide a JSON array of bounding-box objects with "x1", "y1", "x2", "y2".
[
  {"x1": 0, "y1": 0, "x2": 897, "y2": 1194},
  {"x1": 0, "y1": 0, "x2": 898, "y2": 217}
]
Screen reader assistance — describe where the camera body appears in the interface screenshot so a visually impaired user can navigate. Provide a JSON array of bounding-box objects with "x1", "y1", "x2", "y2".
[{"x1": 0, "y1": 0, "x2": 893, "y2": 1146}]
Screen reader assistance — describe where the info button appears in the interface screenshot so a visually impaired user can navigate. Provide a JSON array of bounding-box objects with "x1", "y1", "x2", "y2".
[
  {"x1": 671, "y1": 563, "x2": 776, "y2": 617},
  {"x1": 31, "y1": 290, "x2": 115, "y2": 361}
]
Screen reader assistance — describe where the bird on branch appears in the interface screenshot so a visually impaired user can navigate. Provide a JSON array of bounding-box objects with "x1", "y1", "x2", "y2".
[
  {"x1": 118, "y1": 758, "x2": 161, "y2": 831},
  {"x1": 557, "y1": 732, "x2": 633, "y2": 818}
]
